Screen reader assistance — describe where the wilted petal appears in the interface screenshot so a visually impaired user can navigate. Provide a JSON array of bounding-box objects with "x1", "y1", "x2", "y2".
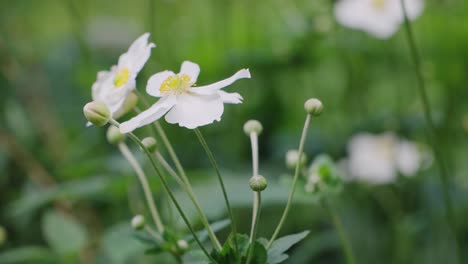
[
  {"x1": 146, "y1": 71, "x2": 176, "y2": 97},
  {"x1": 180, "y1": 61, "x2": 200, "y2": 83},
  {"x1": 191, "y1": 69, "x2": 250, "y2": 95},
  {"x1": 120, "y1": 95, "x2": 176, "y2": 133}
]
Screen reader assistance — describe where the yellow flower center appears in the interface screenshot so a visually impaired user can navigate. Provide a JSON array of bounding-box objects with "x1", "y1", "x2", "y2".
[
  {"x1": 371, "y1": 0, "x2": 386, "y2": 9},
  {"x1": 160, "y1": 74, "x2": 192, "y2": 95},
  {"x1": 114, "y1": 68, "x2": 130, "y2": 88}
]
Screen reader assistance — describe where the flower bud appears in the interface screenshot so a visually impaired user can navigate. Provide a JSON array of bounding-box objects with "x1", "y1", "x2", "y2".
[
  {"x1": 286, "y1": 150, "x2": 307, "y2": 169},
  {"x1": 0, "y1": 226, "x2": 6, "y2": 247},
  {"x1": 106, "y1": 125, "x2": 125, "y2": 144},
  {"x1": 83, "y1": 101, "x2": 110, "y2": 126},
  {"x1": 131, "y1": 215, "x2": 145, "y2": 230},
  {"x1": 177, "y1": 239, "x2": 189, "y2": 251},
  {"x1": 304, "y1": 98, "x2": 323, "y2": 116},
  {"x1": 249, "y1": 175, "x2": 267, "y2": 192},
  {"x1": 114, "y1": 92, "x2": 139, "y2": 119},
  {"x1": 142, "y1": 137, "x2": 157, "y2": 153},
  {"x1": 243, "y1": 120, "x2": 263, "y2": 136}
]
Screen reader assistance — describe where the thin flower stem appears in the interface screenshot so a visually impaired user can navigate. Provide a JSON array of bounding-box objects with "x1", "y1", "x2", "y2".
[
  {"x1": 250, "y1": 133, "x2": 259, "y2": 176},
  {"x1": 246, "y1": 192, "x2": 262, "y2": 264},
  {"x1": 400, "y1": 1, "x2": 462, "y2": 262},
  {"x1": 155, "y1": 151, "x2": 184, "y2": 187},
  {"x1": 267, "y1": 114, "x2": 311, "y2": 248},
  {"x1": 194, "y1": 128, "x2": 239, "y2": 256},
  {"x1": 135, "y1": 93, "x2": 223, "y2": 251},
  {"x1": 110, "y1": 120, "x2": 217, "y2": 263},
  {"x1": 118, "y1": 142, "x2": 164, "y2": 232},
  {"x1": 145, "y1": 226, "x2": 164, "y2": 243},
  {"x1": 323, "y1": 199, "x2": 356, "y2": 264}
]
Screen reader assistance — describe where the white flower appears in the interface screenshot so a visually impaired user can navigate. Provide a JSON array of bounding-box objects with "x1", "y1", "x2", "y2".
[
  {"x1": 120, "y1": 61, "x2": 250, "y2": 132},
  {"x1": 91, "y1": 33, "x2": 155, "y2": 118},
  {"x1": 345, "y1": 132, "x2": 423, "y2": 184},
  {"x1": 334, "y1": 0, "x2": 424, "y2": 39}
]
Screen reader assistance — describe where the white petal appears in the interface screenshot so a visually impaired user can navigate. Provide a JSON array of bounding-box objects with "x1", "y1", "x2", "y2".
[
  {"x1": 165, "y1": 93, "x2": 223, "y2": 129},
  {"x1": 190, "y1": 69, "x2": 251, "y2": 95},
  {"x1": 395, "y1": 140, "x2": 421, "y2": 176},
  {"x1": 218, "y1": 90, "x2": 243, "y2": 104},
  {"x1": 118, "y1": 32, "x2": 156, "y2": 76},
  {"x1": 180, "y1": 61, "x2": 200, "y2": 83},
  {"x1": 146, "y1": 71, "x2": 176, "y2": 97},
  {"x1": 119, "y1": 95, "x2": 176, "y2": 133}
]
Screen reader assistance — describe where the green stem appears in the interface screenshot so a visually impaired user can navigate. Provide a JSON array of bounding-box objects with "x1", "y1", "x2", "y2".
[
  {"x1": 246, "y1": 192, "x2": 262, "y2": 264},
  {"x1": 118, "y1": 142, "x2": 164, "y2": 232},
  {"x1": 110, "y1": 120, "x2": 217, "y2": 263},
  {"x1": 267, "y1": 114, "x2": 311, "y2": 248},
  {"x1": 324, "y1": 199, "x2": 356, "y2": 264},
  {"x1": 194, "y1": 128, "x2": 239, "y2": 255},
  {"x1": 155, "y1": 151, "x2": 185, "y2": 187},
  {"x1": 400, "y1": 1, "x2": 462, "y2": 262},
  {"x1": 135, "y1": 93, "x2": 223, "y2": 251}
]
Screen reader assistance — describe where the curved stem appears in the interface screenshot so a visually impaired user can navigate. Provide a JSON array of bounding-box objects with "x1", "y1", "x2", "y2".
[
  {"x1": 400, "y1": 1, "x2": 462, "y2": 262},
  {"x1": 194, "y1": 128, "x2": 239, "y2": 255},
  {"x1": 246, "y1": 192, "x2": 262, "y2": 264},
  {"x1": 110, "y1": 120, "x2": 217, "y2": 263},
  {"x1": 155, "y1": 151, "x2": 184, "y2": 187},
  {"x1": 134, "y1": 94, "x2": 222, "y2": 251},
  {"x1": 250, "y1": 133, "x2": 259, "y2": 177},
  {"x1": 118, "y1": 142, "x2": 164, "y2": 232},
  {"x1": 324, "y1": 199, "x2": 356, "y2": 264},
  {"x1": 267, "y1": 114, "x2": 311, "y2": 248}
]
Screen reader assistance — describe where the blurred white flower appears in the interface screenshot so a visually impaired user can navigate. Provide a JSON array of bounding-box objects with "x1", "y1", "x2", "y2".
[
  {"x1": 334, "y1": 0, "x2": 424, "y2": 39},
  {"x1": 120, "y1": 61, "x2": 250, "y2": 132},
  {"x1": 91, "y1": 33, "x2": 155, "y2": 118},
  {"x1": 344, "y1": 132, "x2": 426, "y2": 184}
]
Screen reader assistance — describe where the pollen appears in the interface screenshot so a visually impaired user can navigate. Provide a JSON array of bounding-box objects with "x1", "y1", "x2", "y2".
[
  {"x1": 160, "y1": 74, "x2": 192, "y2": 95},
  {"x1": 114, "y1": 68, "x2": 130, "y2": 88},
  {"x1": 371, "y1": 0, "x2": 386, "y2": 9}
]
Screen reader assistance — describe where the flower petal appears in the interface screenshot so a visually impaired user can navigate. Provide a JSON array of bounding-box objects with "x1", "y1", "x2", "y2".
[
  {"x1": 118, "y1": 32, "x2": 156, "y2": 76},
  {"x1": 146, "y1": 70, "x2": 176, "y2": 97},
  {"x1": 218, "y1": 90, "x2": 243, "y2": 104},
  {"x1": 165, "y1": 93, "x2": 223, "y2": 129},
  {"x1": 119, "y1": 95, "x2": 176, "y2": 133},
  {"x1": 180, "y1": 61, "x2": 200, "y2": 83},
  {"x1": 190, "y1": 69, "x2": 251, "y2": 95}
]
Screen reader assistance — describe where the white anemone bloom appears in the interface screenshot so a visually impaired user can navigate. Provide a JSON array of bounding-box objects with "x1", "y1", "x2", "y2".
[
  {"x1": 91, "y1": 33, "x2": 155, "y2": 118},
  {"x1": 344, "y1": 133, "x2": 424, "y2": 184},
  {"x1": 120, "y1": 61, "x2": 250, "y2": 132},
  {"x1": 334, "y1": 0, "x2": 424, "y2": 39}
]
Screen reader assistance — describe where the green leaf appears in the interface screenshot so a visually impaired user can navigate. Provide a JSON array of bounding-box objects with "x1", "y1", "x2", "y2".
[
  {"x1": 0, "y1": 246, "x2": 55, "y2": 263},
  {"x1": 249, "y1": 241, "x2": 268, "y2": 264},
  {"x1": 101, "y1": 222, "x2": 146, "y2": 263},
  {"x1": 267, "y1": 230, "x2": 310, "y2": 264},
  {"x1": 182, "y1": 250, "x2": 210, "y2": 264},
  {"x1": 41, "y1": 210, "x2": 88, "y2": 256}
]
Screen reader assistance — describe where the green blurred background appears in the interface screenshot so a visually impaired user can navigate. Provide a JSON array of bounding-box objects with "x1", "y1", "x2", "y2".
[{"x1": 1, "y1": 0, "x2": 468, "y2": 263}]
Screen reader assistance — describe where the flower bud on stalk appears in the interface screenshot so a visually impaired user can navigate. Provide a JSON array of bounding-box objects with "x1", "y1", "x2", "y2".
[
  {"x1": 131, "y1": 215, "x2": 146, "y2": 230},
  {"x1": 304, "y1": 98, "x2": 323, "y2": 116},
  {"x1": 106, "y1": 125, "x2": 125, "y2": 144},
  {"x1": 83, "y1": 101, "x2": 110, "y2": 126},
  {"x1": 142, "y1": 137, "x2": 157, "y2": 153},
  {"x1": 243, "y1": 120, "x2": 263, "y2": 136},
  {"x1": 249, "y1": 175, "x2": 268, "y2": 192},
  {"x1": 177, "y1": 239, "x2": 189, "y2": 251},
  {"x1": 286, "y1": 150, "x2": 307, "y2": 170}
]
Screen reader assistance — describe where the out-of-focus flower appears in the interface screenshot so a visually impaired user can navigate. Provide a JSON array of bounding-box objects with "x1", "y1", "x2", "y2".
[
  {"x1": 343, "y1": 132, "x2": 427, "y2": 184},
  {"x1": 285, "y1": 150, "x2": 307, "y2": 170},
  {"x1": 91, "y1": 33, "x2": 155, "y2": 119},
  {"x1": 334, "y1": 0, "x2": 424, "y2": 39},
  {"x1": 120, "y1": 61, "x2": 250, "y2": 132}
]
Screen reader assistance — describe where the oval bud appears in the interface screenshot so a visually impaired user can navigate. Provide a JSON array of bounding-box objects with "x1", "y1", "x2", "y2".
[
  {"x1": 286, "y1": 150, "x2": 307, "y2": 169},
  {"x1": 114, "y1": 92, "x2": 139, "y2": 119},
  {"x1": 83, "y1": 101, "x2": 110, "y2": 126},
  {"x1": 106, "y1": 125, "x2": 125, "y2": 144},
  {"x1": 131, "y1": 215, "x2": 145, "y2": 230},
  {"x1": 142, "y1": 137, "x2": 157, "y2": 153},
  {"x1": 243, "y1": 120, "x2": 263, "y2": 136},
  {"x1": 304, "y1": 98, "x2": 323, "y2": 116},
  {"x1": 177, "y1": 239, "x2": 189, "y2": 251},
  {"x1": 249, "y1": 175, "x2": 267, "y2": 192}
]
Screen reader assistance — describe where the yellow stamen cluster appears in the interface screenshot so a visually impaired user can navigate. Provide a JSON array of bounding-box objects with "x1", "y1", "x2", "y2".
[
  {"x1": 114, "y1": 68, "x2": 130, "y2": 88},
  {"x1": 371, "y1": 0, "x2": 386, "y2": 9},
  {"x1": 160, "y1": 74, "x2": 192, "y2": 95}
]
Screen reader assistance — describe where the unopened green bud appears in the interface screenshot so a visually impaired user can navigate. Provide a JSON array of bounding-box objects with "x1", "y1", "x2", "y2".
[
  {"x1": 83, "y1": 101, "x2": 110, "y2": 126},
  {"x1": 304, "y1": 98, "x2": 323, "y2": 116},
  {"x1": 106, "y1": 125, "x2": 125, "y2": 144},
  {"x1": 114, "y1": 92, "x2": 139, "y2": 119},
  {"x1": 286, "y1": 150, "x2": 307, "y2": 169},
  {"x1": 142, "y1": 137, "x2": 157, "y2": 153},
  {"x1": 249, "y1": 175, "x2": 267, "y2": 192},
  {"x1": 243, "y1": 120, "x2": 263, "y2": 135},
  {"x1": 131, "y1": 215, "x2": 145, "y2": 230},
  {"x1": 0, "y1": 226, "x2": 6, "y2": 247},
  {"x1": 177, "y1": 240, "x2": 189, "y2": 251}
]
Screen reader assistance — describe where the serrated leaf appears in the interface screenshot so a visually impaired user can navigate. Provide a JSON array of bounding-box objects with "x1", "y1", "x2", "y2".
[
  {"x1": 267, "y1": 230, "x2": 310, "y2": 264},
  {"x1": 42, "y1": 210, "x2": 88, "y2": 256}
]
